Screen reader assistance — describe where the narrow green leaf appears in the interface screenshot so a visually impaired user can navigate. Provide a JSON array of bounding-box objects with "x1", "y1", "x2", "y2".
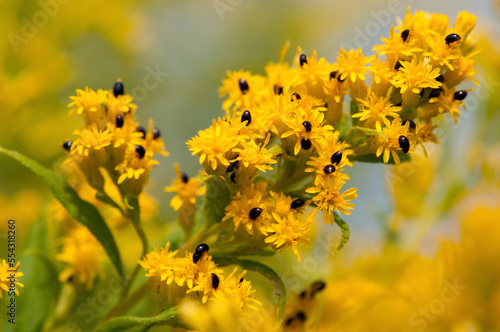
[
  {"x1": 333, "y1": 213, "x2": 350, "y2": 252},
  {"x1": 6, "y1": 222, "x2": 53, "y2": 332},
  {"x1": 97, "y1": 307, "x2": 187, "y2": 332},
  {"x1": 0, "y1": 146, "x2": 124, "y2": 281},
  {"x1": 202, "y1": 175, "x2": 230, "y2": 225},
  {"x1": 350, "y1": 152, "x2": 410, "y2": 164},
  {"x1": 214, "y1": 256, "x2": 287, "y2": 324}
]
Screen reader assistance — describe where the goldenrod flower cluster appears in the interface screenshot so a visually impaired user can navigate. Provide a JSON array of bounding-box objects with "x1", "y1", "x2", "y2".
[
  {"x1": 139, "y1": 243, "x2": 259, "y2": 311},
  {"x1": 55, "y1": 225, "x2": 105, "y2": 290},
  {"x1": 178, "y1": 9, "x2": 478, "y2": 266},
  {"x1": 64, "y1": 81, "x2": 168, "y2": 196}
]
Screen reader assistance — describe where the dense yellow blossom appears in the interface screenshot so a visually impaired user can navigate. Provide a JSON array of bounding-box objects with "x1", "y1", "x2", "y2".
[{"x1": 56, "y1": 225, "x2": 105, "y2": 290}]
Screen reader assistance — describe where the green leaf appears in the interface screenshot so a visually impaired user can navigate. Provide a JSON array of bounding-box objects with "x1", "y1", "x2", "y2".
[
  {"x1": 350, "y1": 152, "x2": 410, "y2": 164},
  {"x1": 4, "y1": 222, "x2": 53, "y2": 332},
  {"x1": 97, "y1": 307, "x2": 187, "y2": 332},
  {"x1": 213, "y1": 256, "x2": 287, "y2": 325},
  {"x1": 332, "y1": 213, "x2": 350, "y2": 252},
  {"x1": 202, "y1": 175, "x2": 230, "y2": 225},
  {"x1": 0, "y1": 146, "x2": 124, "y2": 281}
]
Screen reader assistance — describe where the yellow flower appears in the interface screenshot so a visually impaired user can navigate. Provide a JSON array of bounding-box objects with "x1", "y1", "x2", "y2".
[
  {"x1": 68, "y1": 87, "x2": 107, "y2": 125},
  {"x1": 369, "y1": 57, "x2": 396, "y2": 97},
  {"x1": 0, "y1": 260, "x2": 24, "y2": 298},
  {"x1": 281, "y1": 107, "x2": 333, "y2": 155},
  {"x1": 452, "y1": 11, "x2": 477, "y2": 42},
  {"x1": 445, "y1": 53, "x2": 479, "y2": 88},
  {"x1": 181, "y1": 289, "x2": 266, "y2": 332},
  {"x1": 336, "y1": 47, "x2": 374, "y2": 98},
  {"x1": 354, "y1": 91, "x2": 403, "y2": 131},
  {"x1": 140, "y1": 243, "x2": 260, "y2": 309},
  {"x1": 56, "y1": 225, "x2": 105, "y2": 290},
  {"x1": 307, "y1": 184, "x2": 358, "y2": 222},
  {"x1": 188, "y1": 267, "x2": 257, "y2": 306},
  {"x1": 222, "y1": 182, "x2": 271, "y2": 236},
  {"x1": 106, "y1": 90, "x2": 137, "y2": 119},
  {"x1": 211, "y1": 268, "x2": 260, "y2": 311},
  {"x1": 165, "y1": 164, "x2": 205, "y2": 211},
  {"x1": 114, "y1": 145, "x2": 159, "y2": 193},
  {"x1": 336, "y1": 47, "x2": 373, "y2": 83},
  {"x1": 369, "y1": 119, "x2": 411, "y2": 164},
  {"x1": 264, "y1": 212, "x2": 313, "y2": 263},
  {"x1": 391, "y1": 56, "x2": 442, "y2": 105},
  {"x1": 292, "y1": 48, "x2": 334, "y2": 100},
  {"x1": 265, "y1": 61, "x2": 293, "y2": 96},
  {"x1": 305, "y1": 132, "x2": 352, "y2": 188},
  {"x1": 233, "y1": 134, "x2": 277, "y2": 182},
  {"x1": 142, "y1": 118, "x2": 169, "y2": 157},
  {"x1": 218, "y1": 70, "x2": 268, "y2": 111},
  {"x1": 421, "y1": 87, "x2": 468, "y2": 123},
  {"x1": 225, "y1": 106, "x2": 273, "y2": 141},
  {"x1": 71, "y1": 124, "x2": 113, "y2": 158},
  {"x1": 423, "y1": 34, "x2": 460, "y2": 70},
  {"x1": 373, "y1": 25, "x2": 422, "y2": 64},
  {"x1": 187, "y1": 117, "x2": 247, "y2": 171},
  {"x1": 269, "y1": 191, "x2": 295, "y2": 218}
]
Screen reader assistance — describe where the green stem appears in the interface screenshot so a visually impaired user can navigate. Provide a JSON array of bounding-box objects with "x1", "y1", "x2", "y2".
[
  {"x1": 121, "y1": 196, "x2": 149, "y2": 297},
  {"x1": 121, "y1": 219, "x2": 148, "y2": 297}
]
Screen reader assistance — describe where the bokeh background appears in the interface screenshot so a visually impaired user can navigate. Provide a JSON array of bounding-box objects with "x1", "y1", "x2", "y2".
[{"x1": 1, "y1": 0, "x2": 500, "y2": 330}]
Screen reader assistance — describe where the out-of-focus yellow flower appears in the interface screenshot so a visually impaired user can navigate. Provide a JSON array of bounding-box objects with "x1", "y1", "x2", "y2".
[
  {"x1": 165, "y1": 164, "x2": 205, "y2": 211},
  {"x1": 181, "y1": 293, "x2": 270, "y2": 332},
  {"x1": 56, "y1": 225, "x2": 105, "y2": 290},
  {"x1": 218, "y1": 70, "x2": 268, "y2": 111},
  {"x1": 0, "y1": 261, "x2": 24, "y2": 298}
]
